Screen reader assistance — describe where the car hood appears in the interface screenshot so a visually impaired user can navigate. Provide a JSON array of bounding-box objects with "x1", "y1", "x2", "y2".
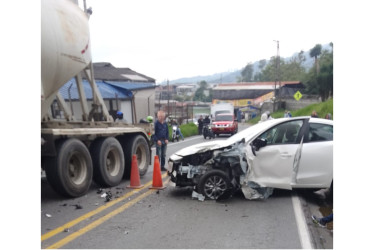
[{"x1": 173, "y1": 140, "x2": 235, "y2": 157}]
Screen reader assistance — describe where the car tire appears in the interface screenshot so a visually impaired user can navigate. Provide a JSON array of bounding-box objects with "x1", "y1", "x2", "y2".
[{"x1": 197, "y1": 170, "x2": 232, "y2": 200}]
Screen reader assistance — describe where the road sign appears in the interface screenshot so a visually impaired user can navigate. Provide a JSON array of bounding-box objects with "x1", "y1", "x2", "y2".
[{"x1": 294, "y1": 91, "x2": 302, "y2": 101}]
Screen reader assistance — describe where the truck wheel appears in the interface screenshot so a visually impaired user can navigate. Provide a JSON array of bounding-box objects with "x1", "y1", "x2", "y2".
[
  {"x1": 197, "y1": 170, "x2": 232, "y2": 200},
  {"x1": 44, "y1": 138, "x2": 93, "y2": 197},
  {"x1": 90, "y1": 137, "x2": 125, "y2": 187},
  {"x1": 124, "y1": 135, "x2": 150, "y2": 177}
]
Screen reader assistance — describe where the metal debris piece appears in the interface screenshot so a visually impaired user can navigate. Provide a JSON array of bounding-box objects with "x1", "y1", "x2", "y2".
[
  {"x1": 101, "y1": 193, "x2": 107, "y2": 198},
  {"x1": 45, "y1": 214, "x2": 52, "y2": 218},
  {"x1": 105, "y1": 191, "x2": 113, "y2": 202},
  {"x1": 64, "y1": 228, "x2": 69, "y2": 232},
  {"x1": 192, "y1": 191, "x2": 205, "y2": 201}
]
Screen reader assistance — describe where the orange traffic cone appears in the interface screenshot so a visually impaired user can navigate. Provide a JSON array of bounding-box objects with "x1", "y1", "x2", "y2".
[
  {"x1": 127, "y1": 155, "x2": 144, "y2": 189},
  {"x1": 149, "y1": 155, "x2": 166, "y2": 190}
]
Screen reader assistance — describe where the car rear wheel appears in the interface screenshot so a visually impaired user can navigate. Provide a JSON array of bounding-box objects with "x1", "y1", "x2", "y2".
[{"x1": 197, "y1": 170, "x2": 232, "y2": 200}]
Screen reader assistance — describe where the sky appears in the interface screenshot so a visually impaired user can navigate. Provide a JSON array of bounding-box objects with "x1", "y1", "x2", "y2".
[{"x1": 82, "y1": 0, "x2": 337, "y2": 83}]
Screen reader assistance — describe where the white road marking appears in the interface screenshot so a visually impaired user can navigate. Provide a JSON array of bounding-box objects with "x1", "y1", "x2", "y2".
[{"x1": 292, "y1": 193, "x2": 313, "y2": 249}]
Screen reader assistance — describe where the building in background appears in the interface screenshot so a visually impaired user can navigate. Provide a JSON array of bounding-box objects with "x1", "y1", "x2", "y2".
[{"x1": 51, "y1": 62, "x2": 156, "y2": 123}]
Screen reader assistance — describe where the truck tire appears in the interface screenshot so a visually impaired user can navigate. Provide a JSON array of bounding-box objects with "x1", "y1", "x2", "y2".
[
  {"x1": 123, "y1": 135, "x2": 150, "y2": 177},
  {"x1": 90, "y1": 137, "x2": 125, "y2": 187},
  {"x1": 44, "y1": 138, "x2": 93, "y2": 197}
]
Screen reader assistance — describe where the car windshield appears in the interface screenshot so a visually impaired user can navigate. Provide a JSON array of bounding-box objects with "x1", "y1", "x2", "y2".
[
  {"x1": 215, "y1": 115, "x2": 233, "y2": 121},
  {"x1": 226, "y1": 119, "x2": 282, "y2": 145}
]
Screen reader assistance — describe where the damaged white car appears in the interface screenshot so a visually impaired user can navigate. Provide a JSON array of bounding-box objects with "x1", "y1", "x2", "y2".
[{"x1": 167, "y1": 117, "x2": 333, "y2": 200}]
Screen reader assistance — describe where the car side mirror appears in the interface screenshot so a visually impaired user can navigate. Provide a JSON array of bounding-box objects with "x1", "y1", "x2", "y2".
[{"x1": 250, "y1": 138, "x2": 267, "y2": 156}]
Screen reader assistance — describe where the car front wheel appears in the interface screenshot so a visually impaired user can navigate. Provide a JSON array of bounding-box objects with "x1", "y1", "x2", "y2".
[{"x1": 197, "y1": 170, "x2": 232, "y2": 200}]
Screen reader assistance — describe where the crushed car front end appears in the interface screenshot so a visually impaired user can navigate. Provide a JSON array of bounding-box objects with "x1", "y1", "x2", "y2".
[{"x1": 168, "y1": 140, "x2": 249, "y2": 199}]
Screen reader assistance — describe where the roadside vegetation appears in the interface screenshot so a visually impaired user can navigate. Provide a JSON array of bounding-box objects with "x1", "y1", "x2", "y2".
[
  {"x1": 249, "y1": 98, "x2": 333, "y2": 124},
  {"x1": 168, "y1": 123, "x2": 199, "y2": 140}
]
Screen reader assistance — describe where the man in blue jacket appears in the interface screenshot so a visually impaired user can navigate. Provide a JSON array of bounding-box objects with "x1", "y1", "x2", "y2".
[{"x1": 154, "y1": 110, "x2": 169, "y2": 171}]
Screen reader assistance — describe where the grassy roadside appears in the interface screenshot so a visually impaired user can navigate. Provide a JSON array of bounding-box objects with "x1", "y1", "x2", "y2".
[
  {"x1": 249, "y1": 98, "x2": 333, "y2": 124},
  {"x1": 168, "y1": 123, "x2": 199, "y2": 140}
]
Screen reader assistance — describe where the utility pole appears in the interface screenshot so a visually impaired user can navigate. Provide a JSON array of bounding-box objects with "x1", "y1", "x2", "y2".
[
  {"x1": 167, "y1": 79, "x2": 170, "y2": 117},
  {"x1": 273, "y1": 40, "x2": 280, "y2": 111}
]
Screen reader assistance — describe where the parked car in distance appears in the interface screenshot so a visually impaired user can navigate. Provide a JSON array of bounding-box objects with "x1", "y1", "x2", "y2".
[
  {"x1": 167, "y1": 117, "x2": 333, "y2": 200},
  {"x1": 211, "y1": 113, "x2": 238, "y2": 136}
]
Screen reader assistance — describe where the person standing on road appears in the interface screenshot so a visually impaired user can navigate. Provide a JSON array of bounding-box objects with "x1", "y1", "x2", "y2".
[
  {"x1": 154, "y1": 110, "x2": 169, "y2": 171},
  {"x1": 198, "y1": 115, "x2": 203, "y2": 135}
]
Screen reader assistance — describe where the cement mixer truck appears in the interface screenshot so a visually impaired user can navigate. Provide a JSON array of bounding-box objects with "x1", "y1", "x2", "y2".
[{"x1": 41, "y1": 0, "x2": 152, "y2": 197}]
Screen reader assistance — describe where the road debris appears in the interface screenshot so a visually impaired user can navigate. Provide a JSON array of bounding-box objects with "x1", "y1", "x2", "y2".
[
  {"x1": 71, "y1": 204, "x2": 83, "y2": 209},
  {"x1": 45, "y1": 214, "x2": 52, "y2": 218},
  {"x1": 192, "y1": 191, "x2": 205, "y2": 201},
  {"x1": 105, "y1": 191, "x2": 113, "y2": 202},
  {"x1": 64, "y1": 228, "x2": 69, "y2": 232}
]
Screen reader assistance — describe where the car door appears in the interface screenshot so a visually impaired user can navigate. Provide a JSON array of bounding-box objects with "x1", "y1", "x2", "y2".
[
  {"x1": 294, "y1": 121, "x2": 333, "y2": 188},
  {"x1": 249, "y1": 119, "x2": 305, "y2": 189}
]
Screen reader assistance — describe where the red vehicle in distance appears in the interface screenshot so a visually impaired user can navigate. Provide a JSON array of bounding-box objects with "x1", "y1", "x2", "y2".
[{"x1": 211, "y1": 113, "x2": 238, "y2": 136}]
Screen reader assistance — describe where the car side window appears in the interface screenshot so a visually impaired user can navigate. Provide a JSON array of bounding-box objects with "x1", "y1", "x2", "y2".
[
  {"x1": 259, "y1": 120, "x2": 303, "y2": 145},
  {"x1": 308, "y1": 123, "x2": 333, "y2": 142}
]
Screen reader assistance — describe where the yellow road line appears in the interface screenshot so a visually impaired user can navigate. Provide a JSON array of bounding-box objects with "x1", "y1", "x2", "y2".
[
  {"x1": 46, "y1": 189, "x2": 156, "y2": 249},
  {"x1": 41, "y1": 173, "x2": 168, "y2": 242}
]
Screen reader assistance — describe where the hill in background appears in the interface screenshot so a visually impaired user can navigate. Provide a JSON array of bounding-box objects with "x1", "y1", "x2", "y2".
[{"x1": 159, "y1": 43, "x2": 332, "y2": 85}]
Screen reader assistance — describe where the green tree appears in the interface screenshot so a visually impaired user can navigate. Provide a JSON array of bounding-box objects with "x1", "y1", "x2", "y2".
[
  {"x1": 254, "y1": 59, "x2": 267, "y2": 81},
  {"x1": 260, "y1": 56, "x2": 285, "y2": 81},
  {"x1": 281, "y1": 51, "x2": 306, "y2": 81},
  {"x1": 193, "y1": 81, "x2": 212, "y2": 102},
  {"x1": 304, "y1": 43, "x2": 333, "y2": 101},
  {"x1": 309, "y1": 44, "x2": 322, "y2": 74},
  {"x1": 238, "y1": 63, "x2": 254, "y2": 82}
]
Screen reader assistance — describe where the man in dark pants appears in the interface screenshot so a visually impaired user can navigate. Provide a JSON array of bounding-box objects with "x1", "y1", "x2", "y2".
[
  {"x1": 198, "y1": 115, "x2": 203, "y2": 135},
  {"x1": 153, "y1": 110, "x2": 169, "y2": 171}
]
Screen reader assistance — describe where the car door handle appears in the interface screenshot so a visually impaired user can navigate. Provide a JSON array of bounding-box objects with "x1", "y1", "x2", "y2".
[{"x1": 280, "y1": 153, "x2": 292, "y2": 158}]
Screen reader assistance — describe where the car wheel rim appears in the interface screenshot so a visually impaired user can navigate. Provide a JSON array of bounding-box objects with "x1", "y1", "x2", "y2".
[{"x1": 204, "y1": 176, "x2": 227, "y2": 199}]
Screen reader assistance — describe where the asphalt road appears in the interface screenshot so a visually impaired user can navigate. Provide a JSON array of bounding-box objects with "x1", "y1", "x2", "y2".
[{"x1": 41, "y1": 123, "x2": 333, "y2": 249}]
